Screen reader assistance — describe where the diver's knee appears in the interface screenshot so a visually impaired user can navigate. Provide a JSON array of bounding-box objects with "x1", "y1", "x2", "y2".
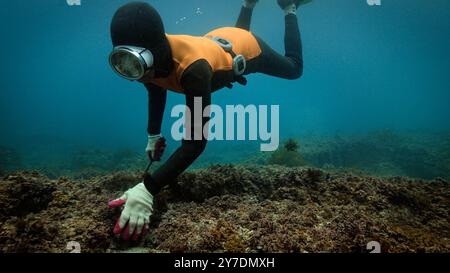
[
  {"x1": 290, "y1": 68, "x2": 303, "y2": 80},
  {"x1": 289, "y1": 61, "x2": 303, "y2": 80}
]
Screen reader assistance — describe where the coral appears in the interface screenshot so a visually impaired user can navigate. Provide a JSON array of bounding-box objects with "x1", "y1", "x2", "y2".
[
  {"x1": 268, "y1": 139, "x2": 308, "y2": 167},
  {"x1": 211, "y1": 220, "x2": 247, "y2": 253},
  {"x1": 0, "y1": 165, "x2": 449, "y2": 253},
  {"x1": 284, "y1": 138, "x2": 300, "y2": 152}
]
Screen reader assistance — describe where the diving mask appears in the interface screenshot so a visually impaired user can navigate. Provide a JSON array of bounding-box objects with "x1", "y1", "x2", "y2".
[{"x1": 109, "y1": 46, "x2": 154, "y2": 81}]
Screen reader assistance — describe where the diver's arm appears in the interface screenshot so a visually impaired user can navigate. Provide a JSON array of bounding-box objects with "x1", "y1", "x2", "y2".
[
  {"x1": 144, "y1": 83, "x2": 167, "y2": 135},
  {"x1": 144, "y1": 60, "x2": 213, "y2": 195}
]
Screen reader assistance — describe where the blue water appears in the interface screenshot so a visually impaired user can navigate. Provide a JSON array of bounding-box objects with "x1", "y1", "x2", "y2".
[{"x1": 0, "y1": 0, "x2": 449, "y2": 167}]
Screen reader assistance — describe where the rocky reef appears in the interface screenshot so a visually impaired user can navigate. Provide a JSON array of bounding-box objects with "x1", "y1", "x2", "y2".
[
  {"x1": 300, "y1": 130, "x2": 450, "y2": 180},
  {"x1": 0, "y1": 165, "x2": 449, "y2": 253},
  {"x1": 3, "y1": 130, "x2": 449, "y2": 182}
]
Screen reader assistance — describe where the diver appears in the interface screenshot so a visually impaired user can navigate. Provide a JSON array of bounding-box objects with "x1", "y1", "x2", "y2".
[{"x1": 108, "y1": 0, "x2": 310, "y2": 240}]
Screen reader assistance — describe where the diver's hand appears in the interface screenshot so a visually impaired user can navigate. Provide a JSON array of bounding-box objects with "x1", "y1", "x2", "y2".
[
  {"x1": 109, "y1": 183, "x2": 153, "y2": 241},
  {"x1": 145, "y1": 134, "x2": 167, "y2": 161},
  {"x1": 244, "y1": 0, "x2": 259, "y2": 9}
]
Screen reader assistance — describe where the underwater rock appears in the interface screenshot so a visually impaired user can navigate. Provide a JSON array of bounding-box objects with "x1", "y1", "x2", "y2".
[
  {"x1": 0, "y1": 165, "x2": 449, "y2": 253},
  {"x1": 0, "y1": 172, "x2": 119, "y2": 253},
  {"x1": 0, "y1": 172, "x2": 55, "y2": 221},
  {"x1": 97, "y1": 171, "x2": 143, "y2": 193},
  {"x1": 171, "y1": 165, "x2": 261, "y2": 202}
]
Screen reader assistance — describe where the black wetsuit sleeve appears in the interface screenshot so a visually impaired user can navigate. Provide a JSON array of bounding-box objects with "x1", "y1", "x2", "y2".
[
  {"x1": 144, "y1": 83, "x2": 167, "y2": 135},
  {"x1": 145, "y1": 60, "x2": 213, "y2": 195}
]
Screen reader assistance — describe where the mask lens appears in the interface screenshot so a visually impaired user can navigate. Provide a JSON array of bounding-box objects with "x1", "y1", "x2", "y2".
[{"x1": 110, "y1": 50, "x2": 144, "y2": 79}]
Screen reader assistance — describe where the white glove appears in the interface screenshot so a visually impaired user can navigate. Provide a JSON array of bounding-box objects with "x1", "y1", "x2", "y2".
[
  {"x1": 110, "y1": 182, "x2": 153, "y2": 240},
  {"x1": 145, "y1": 134, "x2": 165, "y2": 161}
]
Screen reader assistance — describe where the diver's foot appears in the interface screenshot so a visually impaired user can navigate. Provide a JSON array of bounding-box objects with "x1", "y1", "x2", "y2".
[{"x1": 243, "y1": 0, "x2": 259, "y2": 9}]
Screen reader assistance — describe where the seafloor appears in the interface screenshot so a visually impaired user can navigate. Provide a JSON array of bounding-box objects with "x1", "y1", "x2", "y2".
[{"x1": 0, "y1": 164, "x2": 448, "y2": 253}]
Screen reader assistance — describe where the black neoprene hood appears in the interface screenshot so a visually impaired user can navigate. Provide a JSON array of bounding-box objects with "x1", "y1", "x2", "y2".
[{"x1": 110, "y1": 1, "x2": 173, "y2": 77}]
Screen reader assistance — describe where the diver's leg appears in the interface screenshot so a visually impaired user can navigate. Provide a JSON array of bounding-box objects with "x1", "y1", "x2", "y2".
[
  {"x1": 251, "y1": 3, "x2": 304, "y2": 79},
  {"x1": 284, "y1": 13, "x2": 303, "y2": 71},
  {"x1": 236, "y1": 0, "x2": 258, "y2": 30}
]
